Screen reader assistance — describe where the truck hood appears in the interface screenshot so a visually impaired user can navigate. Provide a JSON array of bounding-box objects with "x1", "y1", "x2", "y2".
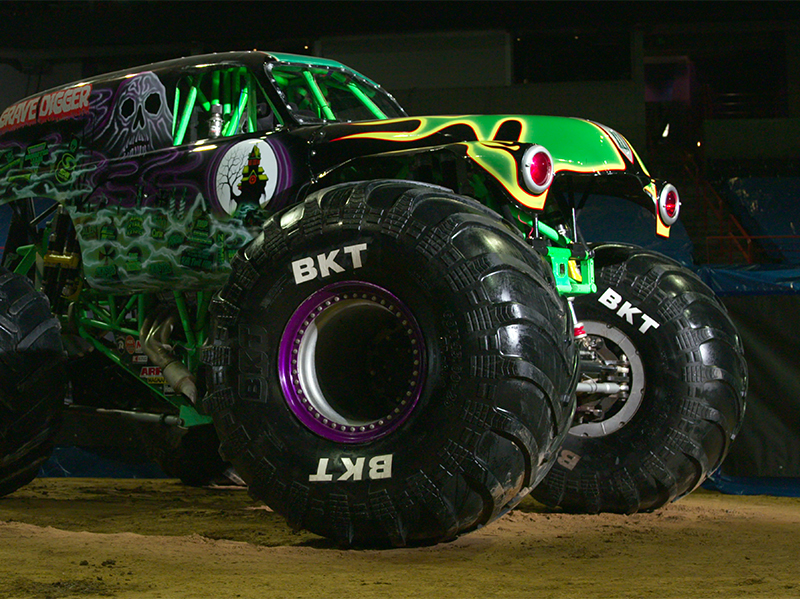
[
  {"x1": 317, "y1": 114, "x2": 650, "y2": 178},
  {"x1": 312, "y1": 115, "x2": 671, "y2": 235}
]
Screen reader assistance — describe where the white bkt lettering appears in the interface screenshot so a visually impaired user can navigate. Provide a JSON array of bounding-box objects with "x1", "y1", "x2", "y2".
[
  {"x1": 557, "y1": 449, "x2": 581, "y2": 470},
  {"x1": 291, "y1": 243, "x2": 368, "y2": 284},
  {"x1": 309, "y1": 454, "x2": 393, "y2": 482},
  {"x1": 597, "y1": 287, "x2": 660, "y2": 333}
]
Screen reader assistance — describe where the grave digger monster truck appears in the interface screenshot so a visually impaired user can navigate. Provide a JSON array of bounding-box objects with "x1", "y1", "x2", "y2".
[{"x1": 0, "y1": 51, "x2": 746, "y2": 546}]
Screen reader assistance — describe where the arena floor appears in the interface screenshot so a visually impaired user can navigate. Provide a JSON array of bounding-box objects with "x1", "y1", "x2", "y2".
[{"x1": 1, "y1": 478, "x2": 798, "y2": 598}]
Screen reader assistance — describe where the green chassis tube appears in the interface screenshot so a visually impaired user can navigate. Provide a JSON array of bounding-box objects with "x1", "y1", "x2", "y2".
[{"x1": 13, "y1": 237, "x2": 212, "y2": 428}]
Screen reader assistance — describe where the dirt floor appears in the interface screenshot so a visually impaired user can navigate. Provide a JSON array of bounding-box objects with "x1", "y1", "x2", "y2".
[{"x1": 0, "y1": 478, "x2": 798, "y2": 598}]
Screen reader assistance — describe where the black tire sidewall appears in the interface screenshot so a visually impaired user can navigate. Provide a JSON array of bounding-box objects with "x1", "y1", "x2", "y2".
[
  {"x1": 207, "y1": 181, "x2": 576, "y2": 544},
  {"x1": 542, "y1": 244, "x2": 745, "y2": 512},
  {"x1": 226, "y1": 229, "x2": 472, "y2": 489},
  {"x1": 566, "y1": 282, "x2": 684, "y2": 460},
  {"x1": 0, "y1": 268, "x2": 65, "y2": 495}
]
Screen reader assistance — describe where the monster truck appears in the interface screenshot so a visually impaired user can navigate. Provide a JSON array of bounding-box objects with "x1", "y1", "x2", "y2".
[{"x1": 0, "y1": 51, "x2": 746, "y2": 546}]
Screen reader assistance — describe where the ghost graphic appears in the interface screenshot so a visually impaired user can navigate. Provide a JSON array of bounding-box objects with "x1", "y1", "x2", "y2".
[{"x1": 99, "y1": 72, "x2": 173, "y2": 157}]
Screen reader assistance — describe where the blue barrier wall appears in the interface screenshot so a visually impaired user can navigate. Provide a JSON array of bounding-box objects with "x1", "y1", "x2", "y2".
[
  {"x1": 698, "y1": 266, "x2": 800, "y2": 495},
  {"x1": 578, "y1": 195, "x2": 695, "y2": 265}
]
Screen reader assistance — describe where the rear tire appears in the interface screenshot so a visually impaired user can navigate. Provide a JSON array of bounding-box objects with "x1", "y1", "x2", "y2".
[
  {"x1": 0, "y1": 267, "x2": 65, "y2": 496},
  {"x1": 534, "y1": 244, "x2": 747, "y2": 513},
  {"x1": 205, "y1": 180, "x2": 577, "y2": 546},
  {"x1": 138, "y1": 424, "x2": 230, "y2": 486}
]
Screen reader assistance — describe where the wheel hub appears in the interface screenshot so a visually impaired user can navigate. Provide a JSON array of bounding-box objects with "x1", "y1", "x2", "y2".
[
  {"x1": 279, "y1": 281, "x2": 425, "y2": 443},
  {"x1": 571, "y1": 320, "x2": 645, "y2": 438}
]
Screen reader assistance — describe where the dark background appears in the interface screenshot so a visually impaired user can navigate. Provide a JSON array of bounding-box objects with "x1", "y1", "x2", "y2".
[
  {"x1": 4, "y1": 1, "x2": 799, "y2": 160},
  {"x1": 3, "y1": 1, "x2": 794, "y2": 50},
  {"x1": 2, "y1": 1, "x2": 798, "y2": 84},
  {"x1": 2, "y1": 1, "x2": 797, "y2": 48}
]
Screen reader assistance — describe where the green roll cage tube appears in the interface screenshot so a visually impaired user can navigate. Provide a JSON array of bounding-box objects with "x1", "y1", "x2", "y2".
[
  {"x1": 172, "y1": 67, "x2": 276, "y2": 145},
  {"x1": 506, "y1": 205, "x2": 596, "y2": 296},
  {"x1": 171, "y1": 64, "x2": 390, "y2": 146},
  {"x1": 12, "y1": 234, "x2": 214, "y2": 428}
]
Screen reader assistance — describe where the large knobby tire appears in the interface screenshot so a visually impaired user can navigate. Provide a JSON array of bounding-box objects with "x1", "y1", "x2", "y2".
[
  {"x1": 534, "y1": 244, "x2": 746, "y2": 513},
  {"x1": 0, "y1": 267, "x2": 65, "y2": 496},
  {"x1": 205, "y1": 180, "x2": 577, "y2": 547}
]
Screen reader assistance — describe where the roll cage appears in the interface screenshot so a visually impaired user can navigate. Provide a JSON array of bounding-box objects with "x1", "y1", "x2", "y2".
[{"x1": 169, "y1": 54, "x2": 406, "y2": 146}]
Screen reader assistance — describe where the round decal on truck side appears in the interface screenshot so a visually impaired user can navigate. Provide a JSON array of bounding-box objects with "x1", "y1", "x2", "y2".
[{"x1": 215, "y1": 139, "x2": 279, "y2": 215}]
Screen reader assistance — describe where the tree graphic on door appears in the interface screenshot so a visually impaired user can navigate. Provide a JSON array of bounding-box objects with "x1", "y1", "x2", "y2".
[
  {"x1": 215, "y1": 140, "x2": 278, "y2": 215},
  {"x1": 236, "y1": 145, "x2": 268, "y2": 208}
]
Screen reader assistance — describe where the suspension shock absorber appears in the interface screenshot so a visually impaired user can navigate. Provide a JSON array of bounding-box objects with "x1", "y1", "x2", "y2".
[
  {"x1": 566, "y1": 296, "x2": 587, "y2": 340},
  {"x1": 41, "y1": 206, "x2": 81, "y2": 313}
]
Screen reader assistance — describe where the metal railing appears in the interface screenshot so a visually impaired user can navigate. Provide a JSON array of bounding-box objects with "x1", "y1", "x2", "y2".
[
  {"x1": 683, "y1": 156, "x2": 757, "y2": 263},
  {"x1": 683, "y1": 154, "x2": 800, "y2": 264}
]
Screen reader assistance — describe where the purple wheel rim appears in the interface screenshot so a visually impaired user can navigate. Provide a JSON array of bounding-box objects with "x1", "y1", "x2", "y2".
[{"x1": 278, "y1": 281, "x2": 426, "y2": 443}]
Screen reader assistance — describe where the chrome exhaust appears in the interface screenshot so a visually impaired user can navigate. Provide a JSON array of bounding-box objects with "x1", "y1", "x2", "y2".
[{"x1": 140, "y1": 312, "x2": 197, "y2": 403}]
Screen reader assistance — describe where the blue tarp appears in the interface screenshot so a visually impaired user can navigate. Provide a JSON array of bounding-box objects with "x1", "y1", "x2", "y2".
[
  {"x1": 0, "y1": 206, "x2": 9, "y2": 252},
  {"x1": 41, "y1": 447, "x2": 168, "y2": 479},
  {"x1": 696, "y1": 264, "x2": 800, "y2": 295},
  {"x1": 578, "y1": 195, "x2": 695, "y2": 266},
  {"x1": 705, "y1": 473, "x2": 800, "y2": 497}
]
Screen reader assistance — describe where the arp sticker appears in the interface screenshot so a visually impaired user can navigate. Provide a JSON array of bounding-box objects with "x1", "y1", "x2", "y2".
[
  {"x1": 215, "y1": 139, "x2": 278, "y2": 215},
  {"x1": 139, "y1": 365, "x2": 166, "y2": 384}
]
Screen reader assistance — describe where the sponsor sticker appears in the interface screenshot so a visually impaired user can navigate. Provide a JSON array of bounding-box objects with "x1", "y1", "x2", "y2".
[
  {"x1": 309, "y1": 454, "x2": 393, "y2": 482},
  {"x1": 597, "y1": 287, "x2": 660, "y2": 333},
  {"x1": 140, "y1": 365, "x2": 166, "y2": 384},
  {"x1": 291, "y1": 243, "x2": 368, "y2": 284}
]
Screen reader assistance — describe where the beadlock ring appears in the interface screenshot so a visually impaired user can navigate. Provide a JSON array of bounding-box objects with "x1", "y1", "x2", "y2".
[{"x1": 278, "y1": 280, "x2": 426, "y2": 443}]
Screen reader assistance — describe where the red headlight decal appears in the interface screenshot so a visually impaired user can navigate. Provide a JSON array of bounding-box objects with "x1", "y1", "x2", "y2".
[
  {"x1": 658, "y1": 183, "x2": 680, "y2": 225},
  {"x1": 521, "y1": 145, "x2": 554, "y2": 195}
]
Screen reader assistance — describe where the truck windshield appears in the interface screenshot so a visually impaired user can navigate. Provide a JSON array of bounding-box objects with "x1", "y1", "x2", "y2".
[{"x1": 268, "y1": 64, "x2": 405, "y2": 123}]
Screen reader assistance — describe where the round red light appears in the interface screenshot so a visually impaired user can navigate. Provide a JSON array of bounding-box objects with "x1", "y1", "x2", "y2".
[
  {"x1": 521, "y1": 145, "x2": 554, "y2": 194},
  {"x1": 658, "y1": 183, "x2": 680, "y2": 225},
  {"x1": 664, "y1": 190, "x2": 678, "y2": 218},
  {"x1": 529, "y1": 151, "x2": 551, "y2": 187}
]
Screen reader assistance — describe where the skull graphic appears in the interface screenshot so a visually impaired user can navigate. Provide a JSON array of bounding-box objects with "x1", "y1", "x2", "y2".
[{"x1": 99, "y1": 72, "x2": 173, "y2": 157}]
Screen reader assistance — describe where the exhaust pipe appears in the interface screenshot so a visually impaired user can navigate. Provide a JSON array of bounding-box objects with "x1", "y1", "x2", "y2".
[{"x1": 140, "y1": 312, "x2": 197, "y2": 404}]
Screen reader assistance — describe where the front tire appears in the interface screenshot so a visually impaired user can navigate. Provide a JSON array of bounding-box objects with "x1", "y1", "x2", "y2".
[
  {"x1": 205, "y1": 180, "x2": 577, "y2": 546},
  {"x1": 534, "y1": 244, "x2": 747, "y2": 513},
  {"x1": 0, "y1": 267, "x2": 65, "y2": 496}
]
